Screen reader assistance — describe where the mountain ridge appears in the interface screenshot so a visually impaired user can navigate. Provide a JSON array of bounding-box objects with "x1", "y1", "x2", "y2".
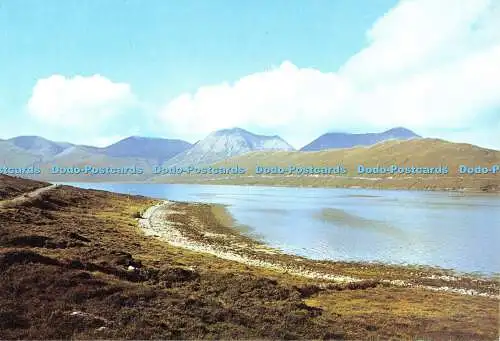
[
  {"x1": 99, "y1": 136, "x2": 192, "y2": 163},
  {"x1": 7, "y1": 136, "x2": 74, "y2": 160},
  {"x1": 301, "y1": 127, "x2": 421, "y2": 151}
]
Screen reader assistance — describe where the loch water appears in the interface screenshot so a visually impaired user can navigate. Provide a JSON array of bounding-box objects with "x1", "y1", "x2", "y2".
[{"x1": 65, "y1": 183, "x2": 500, "y2": 275}]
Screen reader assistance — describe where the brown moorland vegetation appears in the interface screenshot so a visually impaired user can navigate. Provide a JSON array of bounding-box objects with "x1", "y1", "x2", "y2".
[
  {"x1": 0, "y1": 174, "x2": 48, "y2": 200},
  {"x1": 0, "y1": 176, "x2": 498, "y2": 340}
]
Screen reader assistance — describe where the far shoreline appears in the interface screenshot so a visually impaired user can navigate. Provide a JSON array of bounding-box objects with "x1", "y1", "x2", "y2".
[{"x1": 43, "y1": 178, "x2": 500, "y2": 194}]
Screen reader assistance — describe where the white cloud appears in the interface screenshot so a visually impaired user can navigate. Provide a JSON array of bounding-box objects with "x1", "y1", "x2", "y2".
[
  {"x1": 28, "y1": 74, "x2": 136, "y2": 127},
  {"x1": 159, "y1": 62, "x2": 352, "y2": 146},
  {"x1": 159, "y1": 0, "x2": 500, "y2": 149},
  {"x1": 339, "y1": 0, "x2": 495, "y2": 84}
]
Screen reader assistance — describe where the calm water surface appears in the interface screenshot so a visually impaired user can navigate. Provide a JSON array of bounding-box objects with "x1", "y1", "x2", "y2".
[{"x1": 65, "y1": 183, "x2": 500, "y2": 275}]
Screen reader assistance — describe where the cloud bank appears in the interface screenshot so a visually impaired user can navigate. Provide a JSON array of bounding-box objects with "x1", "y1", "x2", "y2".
[
  {"x1": 159, "y1": 0, "x2": 500, "y2": 148},
  {"x1": 25, "y1": 0, "x2": 500, "y2": 149},
  {"x1": 28, "y1": 74, "x2": 136, "y2": 127},
  {"x1": 26, "y1": 74, "x2": 139, "y2": 146}
]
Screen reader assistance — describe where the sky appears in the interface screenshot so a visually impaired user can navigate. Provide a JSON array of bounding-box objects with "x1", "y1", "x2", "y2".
[{"x1": 0, "y1": 0, "x2": 499, "y2": 150}]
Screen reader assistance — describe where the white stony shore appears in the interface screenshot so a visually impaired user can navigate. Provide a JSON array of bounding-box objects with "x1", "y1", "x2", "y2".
[{"x1": 139, "y1": 201, "x2": 499, "y2": 299}]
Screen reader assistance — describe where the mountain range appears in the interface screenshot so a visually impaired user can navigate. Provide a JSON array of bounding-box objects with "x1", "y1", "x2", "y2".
[
  {"x1": 0, "y1": 127, "x2": 422, "y2": 174},
  {"x1": 0, "y1": 135, "x2": 192, "y2": 168}
]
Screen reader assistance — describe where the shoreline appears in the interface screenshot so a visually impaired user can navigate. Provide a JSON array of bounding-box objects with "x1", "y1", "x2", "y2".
[{"x1": 138, "y1": 200, "x2": 499, "y2": 299}]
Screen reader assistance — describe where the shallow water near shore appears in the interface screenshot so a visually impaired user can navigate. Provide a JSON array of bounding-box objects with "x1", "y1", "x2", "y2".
[{"x1": 64, "y1": 183, "x2": 500, "y2": 275}]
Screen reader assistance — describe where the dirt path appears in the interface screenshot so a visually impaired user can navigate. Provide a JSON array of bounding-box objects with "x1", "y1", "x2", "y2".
[
  {"x1": 140, "y1": 201, "x2": 358, "y2": 283},
  {"x1": 139, "y1": 201, "x2": 499, "y2": 299},
  {"x1": 0, "y1": 184, "x2": 60, "y2": 208}
]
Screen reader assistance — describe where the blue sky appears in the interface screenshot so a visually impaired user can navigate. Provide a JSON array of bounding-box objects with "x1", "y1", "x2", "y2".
[{"x1": 1, "y1": 0, "x2": 499, "y2": 149}]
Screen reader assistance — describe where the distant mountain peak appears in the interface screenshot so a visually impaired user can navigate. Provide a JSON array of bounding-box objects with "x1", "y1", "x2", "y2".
[
  {"x1": 7, "y1": 135, "x2": 73, "y2": 159},
  {"x1": 166, "y1": 128, "x2": 295, "y2": 166},
  {"x1": 126, "y1": 136, "x2": 145, "y2": 141},
  {"x1": 301, "y1": 127, "x2": 421, "y2": 151},
  {"x1": 213, "y1": 127, "x2": 283, "y2": 140},
  {"x1": 101, "y1": 136, "x2": 192, "y2": 162},
  {"x1": 123, "y1": 135, "x2": 185, "y2": 142},
  {"x1": 9, "y1": 135, "x2": 57, "y2": 145},
  {"x1": 383, "y1": 127, "x2": 420, "y2": 137},
  {"x1": 213, "y1": 127, "x2": 252, "y2": 136}
]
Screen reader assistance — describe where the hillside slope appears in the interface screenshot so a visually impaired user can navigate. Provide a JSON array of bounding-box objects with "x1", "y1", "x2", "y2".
[
  {"x1": 186, "y1": 139, "x2": 500, "y2": 191},
  {"x1": 36, "y1": 146, "x2": 153, "y2": 182},
  {"x1": 0, "y1": 140, "x2": 43, "y2": 167},
  {"x1": 224, "y1": 139, "x2": 498, "y2": 175}
]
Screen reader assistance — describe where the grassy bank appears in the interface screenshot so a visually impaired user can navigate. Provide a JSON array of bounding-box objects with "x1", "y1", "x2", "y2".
[
  {"x1": 149, "y1": 174, "x2": 500, "y2": 193},
  {"x1": 0, "y1": 183, "x2": 498, "y2": 339},
  {"x1": 149, "y1": 138, "x2": 500, "y2": 193}
]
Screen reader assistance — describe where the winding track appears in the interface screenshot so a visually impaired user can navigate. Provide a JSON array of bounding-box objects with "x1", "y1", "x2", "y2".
[{"x1": 0, "y1": 184, "x2": 60, "y2": 208}]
